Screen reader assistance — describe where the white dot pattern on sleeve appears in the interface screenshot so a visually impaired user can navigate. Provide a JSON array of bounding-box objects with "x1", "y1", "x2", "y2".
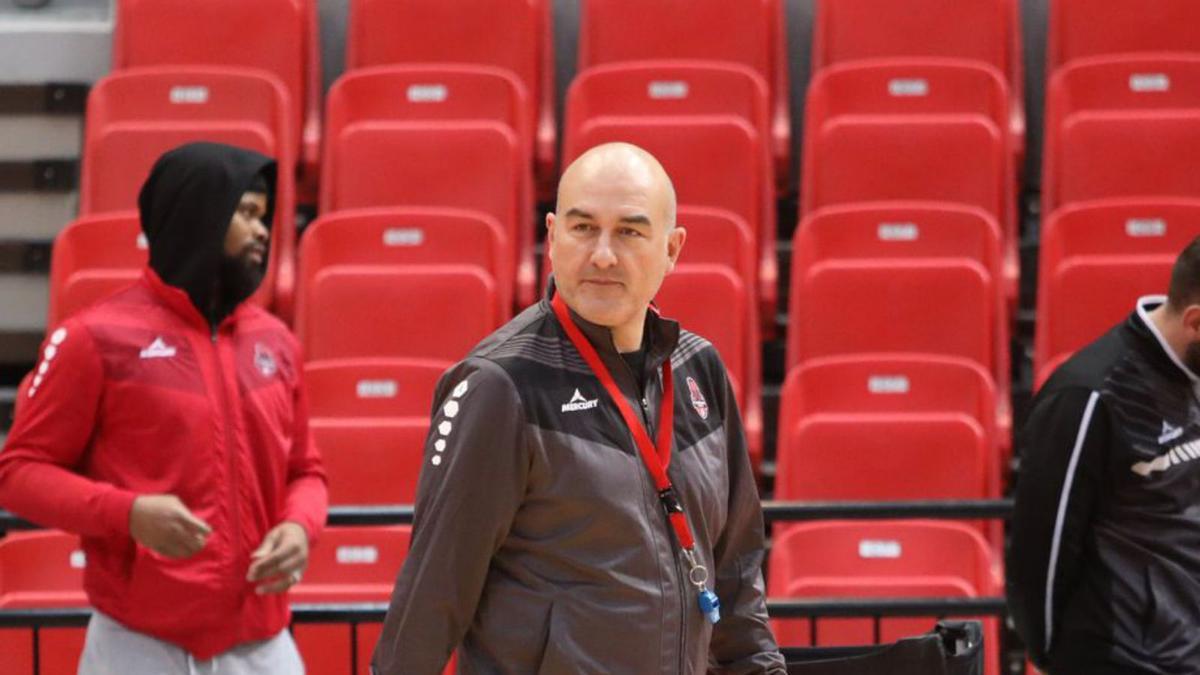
[{"x1": 28, "y1": 328, "x2": 67, "y2": 398}]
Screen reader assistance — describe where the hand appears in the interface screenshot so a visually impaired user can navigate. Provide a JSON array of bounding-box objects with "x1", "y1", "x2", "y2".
[
  {"x1": 246, "y1": 521, "x2": 310, "y2": 595},
  {"x1": 129, "y1": 494, "x2": 212, "y2": 559}
]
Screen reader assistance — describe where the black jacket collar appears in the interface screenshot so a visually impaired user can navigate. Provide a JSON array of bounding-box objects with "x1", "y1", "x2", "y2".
[{"x1": 1130, "y1": 295, "x2": 1200, "y2": 385}]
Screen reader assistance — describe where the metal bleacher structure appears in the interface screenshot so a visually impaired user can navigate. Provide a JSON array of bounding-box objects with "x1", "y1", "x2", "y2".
[
  {"x1": 6, "y1": 0, "x2": 1200, "y2": 673},
  {"x1": 0, "y1": 0, "x2": 111, "y2": 406}
]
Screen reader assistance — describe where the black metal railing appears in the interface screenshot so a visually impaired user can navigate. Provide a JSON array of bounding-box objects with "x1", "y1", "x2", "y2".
[{"x1": 0, "y1": 499, "x2": 1012, "y2": 673}]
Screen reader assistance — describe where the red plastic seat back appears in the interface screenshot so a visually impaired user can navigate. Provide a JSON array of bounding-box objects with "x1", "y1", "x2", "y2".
[
  {"x1": 1045, "y1": 56, "x2": 1200, "y2": 212},
  {"x1": 654, "y1": 265, "x2": 751, "y2": 401},
  {"x1": 768, "y1": 521, "x2": 997, "y2": 649},
  {"x1": 807, "y1": 59, "x2": 1009, "y2": 126},
  {"x1": 48, "y1": 213, "x2": 147, "y2": 325},
  {"x1": 114, "y1": 0, "x2": 306, "y2": 148},
  {"x1": 787, "y1": 257, "x2": 995, "y2": 372},
  {"x1": 292, "y1": 525, "x2": 412, "y2": 603},
  {"x1": 320, "y1": 121, "x2": 523, "y2": 237},
  {"x1": 1035, "y1": 198, "x2": 1200, "y2": 380},
  {"x1": 299, "y1": 265, "x2": 500, "y2": 363},
  {"x1": 299, "y1": 207, "x2": 512, "y2": 324},
  {"x1": 305, "y1": 358, "x2": 448, "y2": 419},
  {"x1": 802, "y1": 114, "x2": 1006, "y2": 221},
  {"x1": 567, "y1": 60, "x2": 770, "y2": 144},
  {"x1": 1049, "y1": 0, "x2": 1200, "y2": 72}
]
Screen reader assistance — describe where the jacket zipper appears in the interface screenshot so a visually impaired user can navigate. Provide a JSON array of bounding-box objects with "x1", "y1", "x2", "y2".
[
  {"x1": 211, "y1": 326, "x2": 242, "y2": 583},
  {"x1": 618, "y1": 352, "x2": 688, "y2": 674}
]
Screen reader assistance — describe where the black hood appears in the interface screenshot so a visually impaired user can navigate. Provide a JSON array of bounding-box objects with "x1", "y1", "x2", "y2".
[{"x1": 137, "y1": 142, "x2": 276, "y2": 323}]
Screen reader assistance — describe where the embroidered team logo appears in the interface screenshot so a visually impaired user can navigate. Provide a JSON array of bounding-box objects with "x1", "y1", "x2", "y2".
[
  {"x1": 687, "y1": 377, "x2": 708, "y2": 420},
  {"x1": 562, "y1": 388, "x2": 599, "y2": 413},
  {"x1": 253, "y1": 343, "x2": 277, "y2": 378}
]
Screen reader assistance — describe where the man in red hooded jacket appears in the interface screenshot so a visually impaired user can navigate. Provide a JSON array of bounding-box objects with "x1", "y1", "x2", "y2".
[{"x1": 0, "y1": 142, "x2": 327, "y2": 673}]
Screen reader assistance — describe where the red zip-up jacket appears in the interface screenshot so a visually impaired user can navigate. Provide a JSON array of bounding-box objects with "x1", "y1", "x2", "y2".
[{"x1": 0, "y1": 269, "x2": 327, "y2": 658}]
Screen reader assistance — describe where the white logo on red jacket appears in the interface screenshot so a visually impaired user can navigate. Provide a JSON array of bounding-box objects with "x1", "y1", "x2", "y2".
[
  {"x1": 139, "y1": 336, "x2": 176, "y2": 359},
  {"x1": 254, "y1": 343, "x2": 277, "y2": 378},
  {"x1": 27, "y1": 327, "x2": 68, "y2": 399},
  {"x1": 687, "y1": 377, "x2": 708, "y2": 420}
]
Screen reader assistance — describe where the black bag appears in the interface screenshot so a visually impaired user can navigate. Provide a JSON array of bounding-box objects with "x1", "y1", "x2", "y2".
[{"x1": 783, "y1": 621, "x2": 984, "y2": 675}]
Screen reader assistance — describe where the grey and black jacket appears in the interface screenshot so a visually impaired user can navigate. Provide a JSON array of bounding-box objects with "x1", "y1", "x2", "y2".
[
  {"x1": 1009, "y1": 296, "x2": 1200, "y2": 675},
  {"x1": 371, "y1": 285, "x2": 786, "y2": 674}
]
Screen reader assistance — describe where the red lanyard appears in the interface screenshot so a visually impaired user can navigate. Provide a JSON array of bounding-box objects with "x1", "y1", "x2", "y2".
[{"x1": 551, "y1": 292, "x2": 696, "y2": 551}]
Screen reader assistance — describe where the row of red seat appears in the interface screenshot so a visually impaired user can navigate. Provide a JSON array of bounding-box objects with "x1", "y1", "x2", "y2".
[
  {"x1": 0, "y1": 520, "x2": 999, "y2": 675},
  {"x1": 111, "y1": 0, "x2": 1200, "y2": 195},
  {"x1": 1035, "y1": 55, "x2": 1200, "y2": 385}
]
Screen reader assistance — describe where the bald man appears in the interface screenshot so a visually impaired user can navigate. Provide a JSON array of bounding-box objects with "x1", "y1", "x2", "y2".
[{"x1": 371, "y1": 143, "x2": 786, "y2": 674}]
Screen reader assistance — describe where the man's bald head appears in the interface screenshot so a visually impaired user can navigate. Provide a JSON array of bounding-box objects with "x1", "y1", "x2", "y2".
[
  {"x1": 546, "y1": 142, "x2": 687, "y2": 352},
  {"x1": 556, "y1": 142, "x2": 676, "y2": 228}
]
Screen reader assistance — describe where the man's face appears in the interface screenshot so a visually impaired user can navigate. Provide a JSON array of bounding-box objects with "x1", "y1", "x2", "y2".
[
  {"x1": 547, "y1": 163, "x2": 684, "y2": 334},
  {"x1": 225, "y1": 190, "x2": 269, "y2": 269}
]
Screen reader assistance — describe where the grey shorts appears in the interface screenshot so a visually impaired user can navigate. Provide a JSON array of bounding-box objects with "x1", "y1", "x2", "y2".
[{"x1": 77, "y1": 610, "x2": 305, "y2": 675}]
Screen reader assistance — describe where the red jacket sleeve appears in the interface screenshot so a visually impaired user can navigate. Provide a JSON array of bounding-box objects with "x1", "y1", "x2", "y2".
[
  {"x1": 279, "y1": 341, "x2": 327, "y2": 544},
  {"x1": 0, "y1": 322, "x2": 138, "y2": 537}
]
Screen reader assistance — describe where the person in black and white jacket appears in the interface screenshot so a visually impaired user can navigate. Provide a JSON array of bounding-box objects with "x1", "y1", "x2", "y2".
[{"x1": 1009, "y1": 237, "x2": 1200, "y2": 675}]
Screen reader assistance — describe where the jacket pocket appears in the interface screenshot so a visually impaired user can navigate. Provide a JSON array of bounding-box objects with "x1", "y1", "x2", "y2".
[
  {"x1": 122, "y1": 544, "x2": 226, "y2": 633},
  {"x1": 1140, "y1": 563, "x2": 1200, "y2": 662}
]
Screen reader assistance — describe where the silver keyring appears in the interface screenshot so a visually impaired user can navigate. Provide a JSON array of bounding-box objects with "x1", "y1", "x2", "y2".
[{"x1": 688, "y1": 564, "x2": 709, "y2": 587}]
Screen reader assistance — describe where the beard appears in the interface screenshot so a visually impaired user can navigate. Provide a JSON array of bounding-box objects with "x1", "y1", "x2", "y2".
[
  {"x1": 1186, "y1": 340, "x2": 1200, "y2": 376},
  {"x1": 217, "y1": 245, "x2": 266, "y2": 313}
]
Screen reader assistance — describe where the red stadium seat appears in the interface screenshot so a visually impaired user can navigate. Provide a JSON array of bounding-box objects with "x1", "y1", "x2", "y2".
[
  {"x1": 654, "y1": 265, "x2": 762, "y2": 468},
  {"x1": 291, "y1": 526, "x2": 411, "y2": 675},
  {"x1": 811, "y1": 0, "x2": 1024, "y2": 165},
  {"x1": 806, "y1": 59, "x2": 1010, "y2": 124},
  {"x1": 1052, "y1": 114, "x2": 1200, "y2": 212},
  {"x1": 319, "y1": 118, "x2": 531, "y2": 306},
  {"x1": 567, "y1": 60, "x2": 771, "y2": 148},
  {"x1": 292, "y1": 526, "x2": 411, "y2": 603},
  {"x1": 327, "y1": 65, "x2": 530, "y2": 154},
  {"x1": 787, "y1": 206, "x2": 1003, "y2": 376},
  {"x1": 315, "y1": 419, "x2": 429, "y2": 506},
  {"x1": 0, "y1": 531, "x2": 88, "y2": 675},
  {"x1": 47, "y1": 213, "x2": 146, "y2": 326},
  {"x1": 675, "y1": 206, "x2": 757, "y2": 299},
  {"x1": 801, "y1": 114, "x2": 1009, "y2": 231},
  {"x1": 299, "y1": 207, "x2": 512, "y2": 322},
  {"x1": 79, "y1": 66, "x2": 296, "y2": 313},
  {"x1": 775, "y1": 355, "x2": 1001, "y2": 543},
  {"x1": 565, "y1": 63, "x2": 776, "y2": 320},
  {"x1": 1034, "y1": 198, "x2": 1200, "y2": 387},
  {"x1": 112, "y1": 0, "x2": 320, "y2": 189},
  {"x1": 1048, "y1": 0, "x2": 1200, "y2": 73},
  {"x1": 305, "y1": 358, "x2": 448, "y2": 420},
  {"x1": 787, "y1": 260, "x2": 994, "y2": 371},
  {"x1": 768, "y1": 521, "x2": 1000, "y2": 675},
  {"x1": 577, "y1": 0, "x2": 790, "y2": 184},
  {"x1": 801, "y1": 59, "x2": 1016, "y2": 306},
  {"x1": 305, "y1": 358, "x2": 449, "y2": 505},
  {"x1": 297, "y1": 265, "x2": 502, "y2": 363},
  {"x1": 346, "y1": 0, "x2": 555, "y2": 193},
  {"x1": 793, "y1": 203, "x2": 1003, "y2": 287},
  {"x1": 1044, "y1": 55, "x2": 1200, "y2": 213},
  {"x1": 564, "y1": 115, "x2": 774, "y2": 331}
]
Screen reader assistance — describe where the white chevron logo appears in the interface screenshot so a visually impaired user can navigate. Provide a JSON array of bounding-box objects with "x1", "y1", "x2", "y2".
[
  {"x1": 139, "y1": 337, "x2": 176, "y2": 359},
  {"x1": 562, "y1": 388, "x2": 598, "y2": 413}
]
